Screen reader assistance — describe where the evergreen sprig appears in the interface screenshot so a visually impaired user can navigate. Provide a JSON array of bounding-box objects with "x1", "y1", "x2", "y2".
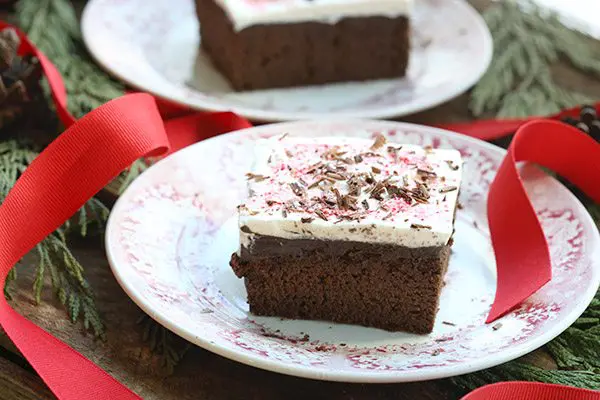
[
  {"x1": 0, "y1": 139, "x2": 107, "y2": 337},
  {"x1": 16, "y1": 0, "x2": 124, "y2": 119},
  {"x1": 16, "y1": 0, "x2": 148, "y2": 190},
  {"x1": 452, "y1": 290, "x2": 600, "y2": 393},
  {"x1": 471, "y1": 1, "x2": 600, "y2": 118},
  {"x1": 136, "y1": 314, "x2": 190, "y2": 375}
]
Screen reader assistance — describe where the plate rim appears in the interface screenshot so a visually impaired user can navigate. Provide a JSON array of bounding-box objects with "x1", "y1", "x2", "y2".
[
  {"x1": 81, "y1": 0, "x2": 494, "y2": 122},
  {"x1": 106, "y1": 119, "x2": 600, "y2": 383}
]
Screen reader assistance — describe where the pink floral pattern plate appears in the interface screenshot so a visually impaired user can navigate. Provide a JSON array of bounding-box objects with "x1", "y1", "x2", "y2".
[
  {"x1": 106, "y1": 121, "x2": 600, "y2": 382},
  {"x1": 81, "y1": 0, "x2": 492, "y2": 122}
]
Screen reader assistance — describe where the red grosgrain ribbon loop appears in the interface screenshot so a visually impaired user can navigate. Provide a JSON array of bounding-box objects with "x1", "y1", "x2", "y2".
[
  {"x1": 0, "y1": 94, "x2": 167, "y2": 399},
  {"x1": 487, "y1": 120, "x2": 600, "y2": 321},
  {"x1": 461, "y1": 381, "x2": 600, "y2": 400}
]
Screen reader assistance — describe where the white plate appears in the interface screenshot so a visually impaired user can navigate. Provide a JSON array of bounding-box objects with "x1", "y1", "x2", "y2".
[
  {"x1": 106, "y1": 120, "x2": 600, "y2": 383},
  {"x1": 82, "y1": 0, "x2": 493, "y2": 122}
]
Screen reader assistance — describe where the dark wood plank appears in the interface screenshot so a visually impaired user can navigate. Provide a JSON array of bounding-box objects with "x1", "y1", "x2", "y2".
[{"x1": 0, "y1": 356, "x2": 54, "y2": 400}]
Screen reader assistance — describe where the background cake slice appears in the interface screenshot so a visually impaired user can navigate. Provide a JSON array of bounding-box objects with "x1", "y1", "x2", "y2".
[
  {"x1": 195, "y1": 0, "x2": 413, "y2": 91},
  {"x1": 230, "y1": 134, "x2": 462, "y2": 333}
]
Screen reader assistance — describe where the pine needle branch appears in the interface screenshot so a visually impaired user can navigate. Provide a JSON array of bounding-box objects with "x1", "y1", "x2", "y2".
[
  {"x1": 16, "y1": 0, "x2": 149, "y2": 194},
  {"x1": 36, "y1": 233, "x2": 105, "y2": 338},
  {"x1": 137, "y1": 314, "x2": 190, "y2": 375},
  {"x1": 118, "y1": 159, "x2": 149, "y2": 194},
  {"x1": 470, "y1": 1, "x2": 600, "y2": 118},
  {"x1": 16, "y1": 0, "x2": 124, "y2": 119},
  {"x1": 0, "y1": 139, "x2": 106, "y2": 337}
]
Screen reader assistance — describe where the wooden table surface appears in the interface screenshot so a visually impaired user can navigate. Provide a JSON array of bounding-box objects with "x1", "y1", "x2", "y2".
[{"x1": 1, "y1": 1, "x2": 599, "y2": 399}]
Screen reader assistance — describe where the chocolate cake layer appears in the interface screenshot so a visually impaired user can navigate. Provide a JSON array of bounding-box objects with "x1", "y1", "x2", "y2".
[
  {"x1": 240, "y1": 233, "x2": 446, "y2": 260},
  {"x1": 231, "y1": 246, "x2": 449, "y2": 334},
  {"x1": 196, "y1": 0, "x2": 410, "y2": 91}
]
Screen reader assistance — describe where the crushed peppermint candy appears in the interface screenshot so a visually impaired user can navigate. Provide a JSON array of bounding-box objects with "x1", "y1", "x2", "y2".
[{"x1": 240, "y1": 136, "x2": 462, "y2": 243}]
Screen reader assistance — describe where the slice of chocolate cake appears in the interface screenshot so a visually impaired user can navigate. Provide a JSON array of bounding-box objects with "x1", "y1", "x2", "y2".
[
  {"x1": 195, "y1": 0, "x2": 412, "y2": 91},
  {"x1": 230, "y1": 134, "x2": 463, "y2": 334}
]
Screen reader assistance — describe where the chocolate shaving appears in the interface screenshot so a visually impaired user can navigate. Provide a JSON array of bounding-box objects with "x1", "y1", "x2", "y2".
[
  {"x1": 362, "y1": 199, "x2": 370, "y2": 210},
  {"x1": 290, "y1": 182, "x2": 305, "y2": 197},
  {"x1": 342, "y1": 195, "x2": 358, "y2": 211},
  {"x1": 370, "y1": 181, "x2": 385, "y2": 200},
  {"x1": 417, "y1": 168, "x2": 437, "y2": 178},
  {"x1": 301, "y1": 217, "x2": 314, "y2": 223},
  {"x1": 285, "y1": 149, "x2": 293, "y2": 158},
  {"x1": 416, "y1": 182, "x2": 430, "y2": 198},
  {"x1": 371, "y1": 166, "x2": 381, "y2": 174},
  {"x1": 321, "y1": 146, "x2": 343, "y2": 160},
  {"x1": 410, "y1": 182, "x2": 430, "y2": 203},
  {"x1": 361, "y1": 151, "x2": 384, "y2": 158},
  {"x1": 325, "y1": 171, "x2": 346, "y2": 181},
  {"x1": 353, "y1": 154, "x2": 363, "y2": 163},
  {"x1": 370, "y1": 133, "x2": 387, "y2": 150},
  {"x1": 332, "y1": 188, "x2": 343, "y2": 208},
  {"x1": 411, "y1": 223, "x2": 432, "y2": 229},
  {"x1": 382, "y1": 212, "x2": 393, "y2": 220},
  {"x1": 307, "y1": 161, "x2": 324, "y2": 174},
  {"x1": 439, "y1": 186, "x2": 457, "y2": 193},
  {"x1": 442, "y1": 321, "x2": 456, "y2": 326},
  {"x1": 308, "y1": 176, "x2": 326, "y2": 189},
  {"x1": 387, "y1": 185, "x2": 413, "y2": 204},
  {"x1": 314, "y1": 209, "x2": 328, "y2": 221},
  {"x1": 424, "y1": 145, "x2": 433, "y2": 153},
  {"x1": 347, "y1": 175, "x2": 364, "y2": 197},
  {"x1": 492, "y1": 323, "x2": 503, "y2": 331},
  {"x1": 446, "y1": 160, "x2": 460, "y2": 170},
  {"x1": 246, "y1": 172, "x2": 269, "y2": 182},
  {"x1": 266, "y1": 200, "x2": 277, "y2": 206},
  {"x1": 278, "y1": 133, "x2": 289, "y2": 140},
  {"x1": 298, "y1": 177, "x2": 308, "y2": 187},
  {"x1": 282, "y1": 208, "x2": 288, "y2": 218},
  {"x1": 402, "y1": 175, "x2": 409, "y2": 187},
  {"x1": 322, "y1": 193, "x2": 337, "y2": 207}
]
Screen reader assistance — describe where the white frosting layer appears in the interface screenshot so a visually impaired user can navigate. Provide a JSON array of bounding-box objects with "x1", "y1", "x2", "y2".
[
  {"x1": 238, "y1": 135, "x2": 463, "y2": 248},
  {"x1": 213, "y1": 0, "x2": 413, "y2": 31}
]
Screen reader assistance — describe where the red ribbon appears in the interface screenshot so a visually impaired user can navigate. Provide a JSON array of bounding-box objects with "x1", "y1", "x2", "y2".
[
  {"x1": 462, "y1": 382, "x2": 600, "y2": 400},
  {"x1": 0, "y1": 22, "x2": 599, "y2": 400}
]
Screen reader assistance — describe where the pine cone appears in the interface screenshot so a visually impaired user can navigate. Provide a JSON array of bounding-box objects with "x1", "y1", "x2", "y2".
[{"x1": 0, "y1": 27, "x2": 45, "y2": 132}]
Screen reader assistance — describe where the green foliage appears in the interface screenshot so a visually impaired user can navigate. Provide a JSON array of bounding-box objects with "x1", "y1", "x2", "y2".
[
  {"x1": 16, "y1": 0, "x2": 147, "y2": 190},
  {"x1": 118, "y1": 159, "x2": 149, "y2": 194},
  {"x1": 137, "y1": 315, "x2": 190, "y2": 375},
  {"x1": 452, "y1": 290, "x2": 600, "y2": 393},
  {"x1": 16, "y1": 0, "x2": 124, "y2": 119},
  {"x1": 471, "y1": 1, "x2": 600, "y2": 118},
  {"x1": 0, "y1": 139, "x2": 108, "y2": 337}
]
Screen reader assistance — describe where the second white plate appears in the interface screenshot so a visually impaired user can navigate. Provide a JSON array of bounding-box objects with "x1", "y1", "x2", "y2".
[{"x1": 82, "y1": 0, "x2": 493, "y2": 121}]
